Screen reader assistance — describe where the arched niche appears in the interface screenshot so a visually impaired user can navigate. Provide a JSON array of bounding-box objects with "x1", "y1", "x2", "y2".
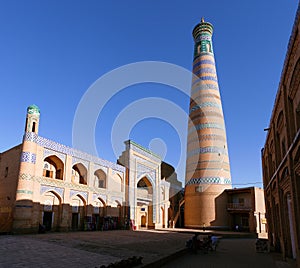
[
  {"x1": 43, "y1": 155, "x2": 64, "y2": 180},
  {"x1": 72, "y1": 163, "x2": 88, "y2": 185}
]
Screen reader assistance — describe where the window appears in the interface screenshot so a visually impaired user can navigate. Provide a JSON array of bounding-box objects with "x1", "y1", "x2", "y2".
[
  {"x1": 241, "y1": 217, "x2": 249, "y2": 227},
  {"x1": 32, "y1": 122, "x2": 36, "y2": 133},
  {"x1": 4, "y1": 167, "x2": 8, "y2": 178},
  {"x1": 98, "y1": 179, "x2": 104, "y2": 188},
  {"x1": 195, "y1": 185, "x2": 203, "y2": 192}
]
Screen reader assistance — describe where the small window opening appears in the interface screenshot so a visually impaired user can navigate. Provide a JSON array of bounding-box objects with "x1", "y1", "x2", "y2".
[
  {"x1": 45, "y1": 170, "x2": 51, "y2": 177},
  {"x1": 195, "y1": 185, "x2": 203, "y2": 192},
  {"x1": 5, "y1": 167, "x2": 8, "y2": 177},
  {"x1": 32, "y1": 122, "x2": 36, "y2": 133}
]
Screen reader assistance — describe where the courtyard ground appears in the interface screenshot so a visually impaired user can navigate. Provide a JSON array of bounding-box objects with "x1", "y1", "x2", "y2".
[{"x1": 0, "y1": 229, "x2": 296, "y2": 268}]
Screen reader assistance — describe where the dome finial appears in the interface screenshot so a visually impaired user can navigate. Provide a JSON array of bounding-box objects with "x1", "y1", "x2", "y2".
[{"x1": 201, "y1": 17, "x2": 205, "y2": 23}]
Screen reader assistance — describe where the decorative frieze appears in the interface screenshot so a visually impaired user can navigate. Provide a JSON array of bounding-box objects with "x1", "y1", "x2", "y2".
[
  {"x1": 40, "y1": 185, "x2": 64, "y2": 199},
  {"x1": 186, "y1": 177, "x2": 231, "y2": 185},
  {"x1": 23, "y1": 132, "x2": 125, "y2": 173},
  {"x1": 43, "y1": 149, "x2": 66, "y2": 162},
  {"x1": 70, "y1": 189, "x2": 88, "y2": 201}
]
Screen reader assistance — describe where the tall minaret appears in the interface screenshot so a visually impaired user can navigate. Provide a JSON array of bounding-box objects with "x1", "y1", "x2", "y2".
[{"x1": 184, "y1": 19, "x2": 232, "y2": 228}]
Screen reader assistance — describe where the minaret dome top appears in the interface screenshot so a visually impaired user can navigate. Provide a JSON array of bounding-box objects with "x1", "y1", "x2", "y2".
[
  {"x1": 192, "y1": 18, "x2": 214, "y2": 40},
  {"x1": 27, "y1": 104, "x2": 40, "y2": 115}
]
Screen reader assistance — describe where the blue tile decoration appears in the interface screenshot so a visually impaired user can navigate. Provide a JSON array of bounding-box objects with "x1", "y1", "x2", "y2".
[
  {"x1": 191, "y1": 83, "x2": 219, "y2": 92},
  {"x1": 189, "y1": 111, "x2": 223, "y2": 120},
  {"x1": 43, "y1": 149, "x2": 66, "y2": 162},
  {"x1": 194, "y1": 68, "x2": 216, "y2": 76},
  {"x1": 189, "y1": 102, "x2": 221, "y2": 113},
  {"x1": 70, "y1": 189, "x2": 88, "y2": 202},
  {"x1": 193, "y1": 52, "x2": 215, "y2": 60},
  {"x1": 188, "y1": 134, "x2": 225, "y2": 143},
  {"x1": 72, "y1": 157, "x2": 89, "y2": 169},
  {"x1": 19, "y1": 173, "x2": 116, "y2": 196},
  {"x1": 40, "y1": 185, "x2": 64, "y2": 199},
  {"x1": 16, "y1": 189, "x2": 33, "y2": 195},
  {"x1": 192, "y1": 77, "x2": 218, "y2": 87},
  {"x1": 186, "y1": 177, "x2": 231, "y2": 185},
  {"x1": 188, "y1": 123, "x2": 225, "y2": 135},
  {"x1": 23, "y1": 132, "x2": 38, "y2": 143},
  {"x1": 111, "y1": 196, "x2": 123, "y2": 205},
  {"x1": 193, "y1": 59, "x2": 215, "y2": 68},
  {"x1": 94, "y1": 165, "x2": 108, "y2": 175},
  {"x1": 93, "y1": 193, "x2": 107, "y2": 203},
  {"x1": 187, "y1": 146, "x2": 228, "y2": 158},
  {"x1": 23, "y1": 132, "x2": 125, "y2": 173},
  {"x1": 195, "y1": 34, "x2": 211, "y2": 41},
  {"x1": 137, "y1": 163, "x2": 156, "y2": 184},
  {"x1": 194, "y1": 167, "x2": 231, "y2": 172},
  {"x1": 186, "y1": 160, "x2": 230, "y2": 169},
  {"x1": 125, "y1": 140, "x2": 161, "y2": 163},
  {"x1": 196, "y1": 76, "x2": 218, "y2": 82},
  {"x1": 193, "y1": 94, "x2": 220, "y2": 102},
  {"x1": 20, "y1": 152, "x2": 36, "y2": 164}
]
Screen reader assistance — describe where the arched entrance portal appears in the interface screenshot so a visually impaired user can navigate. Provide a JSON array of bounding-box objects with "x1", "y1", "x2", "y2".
[
  {"x1": 136, "y1": 176, "x2": 154, "y2": 229},
  {"x1": 71, "y1": 195, "x2": 86, "y2": 231},
  {"x1": 41, "y1": 191, "x2": 61, "y2": 231},
  {"x1": 93, "y1": 198, "x2": 106, "y2": 230}
]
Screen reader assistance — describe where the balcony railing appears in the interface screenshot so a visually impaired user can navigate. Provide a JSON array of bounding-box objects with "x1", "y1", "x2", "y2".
[
  {"x1": 136, "y1": 188, "x2": 153, "y2": 201},
  {"x1": 227, "y1": 203, "x2": 252, "y2": 211}
]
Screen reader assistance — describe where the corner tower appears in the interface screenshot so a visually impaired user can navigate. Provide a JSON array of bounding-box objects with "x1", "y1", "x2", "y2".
[
  {"x1": 184, "y1": 19, "x2": 232, "y2": 228},
  {"x1": 13, "y1": 105, "x2": 40, "y2": 232},
  {"x1": 25, "y1": 104, "x2": 40, "y2": 134}
]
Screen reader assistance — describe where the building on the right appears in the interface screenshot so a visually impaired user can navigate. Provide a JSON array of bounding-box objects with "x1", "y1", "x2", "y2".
[
  {"x1": 261, "y1": 3, "x2": 300, "y2": 262},
  {"x1": 225, "y1": 187, "x2": 266, "y2": 234}
]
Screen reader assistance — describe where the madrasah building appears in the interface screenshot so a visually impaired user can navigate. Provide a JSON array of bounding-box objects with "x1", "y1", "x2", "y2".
[{"x1": 0, "y1": 104, "x2": 181, "y2": 233}]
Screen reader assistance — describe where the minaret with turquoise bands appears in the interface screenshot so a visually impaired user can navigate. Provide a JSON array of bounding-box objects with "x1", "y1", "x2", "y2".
[{"x1": 184, "y1": 18, "x2": 232, "y2": 228}]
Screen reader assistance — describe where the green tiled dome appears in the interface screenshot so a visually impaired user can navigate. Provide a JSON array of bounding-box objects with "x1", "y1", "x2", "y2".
[{"x1": 27, "y1": 104, "x2": 40, "y2": 115}]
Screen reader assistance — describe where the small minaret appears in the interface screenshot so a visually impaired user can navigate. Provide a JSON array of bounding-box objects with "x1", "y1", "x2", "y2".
[
  {"x1": 25, "y1": 104, "x2": 40, "y2": 134},
  {"x1": 13, "y1": 105, "x2": 40, "y2": 233},
  {"x1": 184, "y1": 19, "x2": 232, "y2": 228}
]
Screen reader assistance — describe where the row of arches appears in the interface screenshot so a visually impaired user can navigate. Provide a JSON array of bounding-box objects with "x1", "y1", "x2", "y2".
[
  {"x1": 42, "y1": 155, "x2": 122, "y2": 191},
  {"x1": 41, "y1": 190, "x2": 123, "y2": 231}
]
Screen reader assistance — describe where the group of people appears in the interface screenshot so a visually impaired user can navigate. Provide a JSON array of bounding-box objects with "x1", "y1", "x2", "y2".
[{"x1": 187, "y1": 233, "x2": 219, "y2": 253}]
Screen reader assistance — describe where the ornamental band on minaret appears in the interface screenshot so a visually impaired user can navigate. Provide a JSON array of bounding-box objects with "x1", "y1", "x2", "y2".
[{"x1": 184, "y1": 18, "x2": 232, "y2": 228}]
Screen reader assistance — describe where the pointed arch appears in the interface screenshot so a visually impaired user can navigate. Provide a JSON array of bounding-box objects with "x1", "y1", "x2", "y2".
[
  {"x1": 71, "y1": 194, "x2": 86, "y2": 231},
  {"x1": 137, "y1": 176, "x2": 153, "y2": 194},
  {"x1": 43, "y1": 155, "x2": 64, "y2": 180},
  {"x1": 114, "y1": 200, "x2": 122, "y2": 207},
  {"x1": 94, "y1": 169, "x2": 107, "y2": 188},
  {"x1": 72, "y1": 163, "x2": 88, "y2": 185},
  {"x1": 41, "y1": 190, "x2": 62, "y2": 231},
  {"x1": 137, "y1": 173, "x2": 155, "y2": 188}
]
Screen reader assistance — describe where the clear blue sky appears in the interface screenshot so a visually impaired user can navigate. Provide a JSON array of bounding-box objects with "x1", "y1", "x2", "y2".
[{"x1": 0, "y1": 1, "x2": 298, "y2": 187}]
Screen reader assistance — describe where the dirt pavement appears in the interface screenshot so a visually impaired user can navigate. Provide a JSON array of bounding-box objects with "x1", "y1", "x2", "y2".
[
  {"x1": 162, "y1": 238, "x2": 296, "y2": 268},
  {"x1": 0, "y1": 229, "x2": 296, "y2": 268},
  {"x1": 0, "y1": 229, "x2": 190, "y2": 267}
]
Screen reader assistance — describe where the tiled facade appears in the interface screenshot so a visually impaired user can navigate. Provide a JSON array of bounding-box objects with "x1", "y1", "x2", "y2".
[
  {"x1": 262, "y1": 3, "x2": 300, "y2": 263},
  {"x1": 0, "y1": 105, "x2": 171, "y2": 233}
]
